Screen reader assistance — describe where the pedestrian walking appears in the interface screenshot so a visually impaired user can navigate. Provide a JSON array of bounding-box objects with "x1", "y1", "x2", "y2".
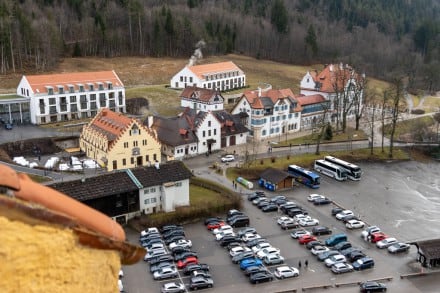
[
  {"x1": 298, "y1": 260, "x2": 302, "y2": 269},
  {"x1": 232, "y1": 180, "x2": 235, "y2": 187},
  {"x1": 305, "y1": 259, "x2": 308, "y2": 267}
]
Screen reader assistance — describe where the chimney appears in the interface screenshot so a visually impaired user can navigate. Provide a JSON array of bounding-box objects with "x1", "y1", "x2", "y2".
[
  {"x1": 147, "y1": 116, "x2": 154, "y2": 128},
  {"x1": 329, "y1": 64, "x2": 333, "y2": 72},
  {"x1": 258, "y1": 87, "x2": 262, "y2": 97},
  {"x1": 154, "y1": 160, "x2": 160, "y2": 170}
]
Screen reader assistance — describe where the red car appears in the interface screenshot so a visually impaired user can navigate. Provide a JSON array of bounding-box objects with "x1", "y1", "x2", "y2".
[
  {"x1": 370, "y1": 232, "x2": 388, "y2": 243},
  {"x1": 177, "y1": 256, "x2": 198, "y2": 269},
  {"x1": 298, "y1": 235, "x2": 317, "y2": 245},
  {"x1": 206, "y1": 221, "x2": 225, "y2": 230}
]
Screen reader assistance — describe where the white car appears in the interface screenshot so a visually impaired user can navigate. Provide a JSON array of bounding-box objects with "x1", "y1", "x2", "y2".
[
  {"x1": 299, "y1": 218, "x2": 319, "y2": 227},
  {"x1": 311, "y1": 245, "x2": 330, "y2": 255},
  {"x1": 212, "y1": 225, "x2": 232, "y2": 235},
  {"x1": 336, "y1": 210, "x2": 354, "y2": 220},
  {"x1": 307, "y1": 194, "x2": 325, "y2": 202},
  {"x1": 140, "y1": 227, "x2": 159, "y2": 237},
  {"x1": 229, "y1": 246, "x2": 251, "y2": 257},
  {"x1": 325, "y1": 254, "x2": 346, "y2": 267},
  {"x1": 361, "y1": 226, "x2": 381, "y2": 240},
  {"x1": 118, "y1": 279, "x2": 124, "y2": 292},
  {"x1": 252, "y1": 242, "x2": 271, "y2": 253},
  {"x1": 346, "y1": 219, "x2": 365, "y2": 229},
  {"x1": 294, "y1": 214, "x2": 312, "y2": 222},
  {"x1": 215, "y1": 230, "x2": 235, "y2": 241},
  {"x1": 277, "y1": 216, "x2": 294, "y2": 225},
  {"x1": 221, "y1": 155, "x2": 235, "y2": 162},
  {"x1": 119, "y1": 269, "x2": 124, "y2": 278},
  {"x1": 290, "y1": 229, "x2": 311, "y2": 239},
  {"x1": 242, "y1": 233, "x2": 261, "y2": 242},
  {"x1": 376, "y1": 237, "x2": 398, "y2": 248},
  {"x1": 274, "y1": 266, "x2": 299, "y2": 279},
  {"x1": 256, "y1": 247, "x2": 281, "y2": 259},
  {"x1": 169, "y1": 239, "x2": 192, "y2": 250}
]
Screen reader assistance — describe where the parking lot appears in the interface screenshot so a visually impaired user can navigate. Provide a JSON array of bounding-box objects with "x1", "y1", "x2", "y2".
[{"x1": 122, "y1": 161, "x2": 440, "y2": 293}]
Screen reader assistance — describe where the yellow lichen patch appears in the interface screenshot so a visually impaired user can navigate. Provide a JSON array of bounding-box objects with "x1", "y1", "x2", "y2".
[{"x1": 0, "y1": 216, "x2": 121, "y2": 293}]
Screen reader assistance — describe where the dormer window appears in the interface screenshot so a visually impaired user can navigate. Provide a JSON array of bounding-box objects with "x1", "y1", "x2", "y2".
[
  {"x1": 130, "y1": 124, "x2": 139, "y2": 135},
  {"x1": 58, "y1": 86, "x2": 64, "y2": 94},
  {"x1": 107, "y1": 82, "x2": 113, "y2": 90},
  {"x1": 78, "y1": 84, "x2": 85, "y2": 92},
  {"x1": 88, "y1": 83, "x2": 94, "y2": 91},
  {"x1": 98, "y1": 82, "x2": 104, "y2": 91},
  {"x1": 46, "y1": 86, "x2": 54, "y2": 95},
  {"x1": 68, "y1": 85, "x2": 74, "y2": 93}
]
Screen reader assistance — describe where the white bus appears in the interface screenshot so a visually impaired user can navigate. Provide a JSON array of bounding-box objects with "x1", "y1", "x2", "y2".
[
  {"x1": 314, "y1": 159, "x2": 348, "y2": 181},
  {"x1": 324, "y1": 156, "x2": 362, "y2": 181}
]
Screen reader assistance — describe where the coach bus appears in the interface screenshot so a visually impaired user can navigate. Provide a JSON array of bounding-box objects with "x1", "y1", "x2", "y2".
[
  {"x1": 287, "y1": 165, "x2": 320, "y2": 189},
  {"x1": 314, "y1": 159, "x2": 348, "y2": 181},
  {"x1": 324, "y1": 156, "x2": 362, "y2": 181}
]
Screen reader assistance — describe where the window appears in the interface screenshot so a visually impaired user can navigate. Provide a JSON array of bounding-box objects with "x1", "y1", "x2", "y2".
[
  {"x1": 112, "y1": 160, "x2": 117, "y2": 170},
  {"x1": 107, "y1": 82, "x2": 113, "y2": 90},
  {"x1": 151, "y1": 198, "x2": 157, "y2": 203},
  {"x1": 90, "y1": 94, "x2": 96, "y2": 101},
  {"x1": 131, "y1": 157, "x2": 134, "y2": 164},
  {"x1": 98, "y1": 83, "x2": 104, "y2": 90},
  {"x1": 153, "y1": 154, "x2": 157, "y2": 161},
  {"x1": 122, "y1": 158, "x2": 126, "y2": 166},
  {"x1": 144, "y1": 189, "x2": 149, "y2": 194},
  {"x1": 208, "y1": 129, "x2": 211, "y2": 136},
  {"x1": 124, "y1": 142, "x2": 128, "y2": 148},
  {"x1": 133, "y1": 141, "x2": 138, "y2": 147},
  {"x1": 189, "y1": 77, "x2": 193, "y2": 83},
  {"x1": 79, "y1": 85, "x2": 84, "y2": 92},
  {"x1": 142, "y1": 139, "x2": 147, "y2": 145},
  {"x1": 150, "y1": 187, "x2": 156, "y2": 193},
  {"x1": 146, "y1": 155, "x2": 149, "y2": 162},
  {"x1": 58, "y1": 87, "x2": 64, "y2": 94},
  {"x1": 214, "y1": 129, "x2": 216, "y2": 135},
  {"x1": 208, "y1": 120, "x2": 211, "y2": 127},
  {"x1": 47, "y1": 87, "x2": 54, "y2": 95},
  {"x1": 144, "y1": 198, "x2": 150, "y2": 204},
  {"x1": 89, "y1": 84, "x2": 94, "y2": 91},
  {"x1": 49, "y1": 98, "x2": 56, "y2": 105},
  {"x1": 70, "y1": 96, "x2": 76, "y2": 103},
  {"x1": 175, "y1": 182, "x2": 182, "y2": 187},
  {"x1": 202, "y1": 130, "x2": 205, "y2": 137},
  {"x1": 115, "y1": 201, "x2": 123, "y2": 207},
  {"x1": 99, "y1": 93, "x2": 106, "y2": 107},
  {"x1": 180, "y1": 76, "x2": 183, "y2": 82}
]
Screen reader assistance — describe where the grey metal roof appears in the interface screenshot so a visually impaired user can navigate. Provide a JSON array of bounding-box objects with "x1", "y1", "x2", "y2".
[{"x1": 259, "y1": 168, "x2": 294, "y2": 183}]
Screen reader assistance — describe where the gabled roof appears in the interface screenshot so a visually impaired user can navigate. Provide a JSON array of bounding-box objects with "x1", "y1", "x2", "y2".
[
  {"x1": 212, "y1": 111, "x2": 249, "y2": 137},
  {"x1": 259, "y1": 168, "x2": 294, "y2": 183},
  {"x1": 23, "y1": 70, "x2": 123, "y2": 94},
  {"x1": 188, "y1": 61, "x2": 243, "y2": 80},
  {"x1": 131, "y1": 161, "x2": 193, "y2": 187},
  {"x1": 180, "y1": 86, "x2": 223, "y2": 103},
  {"x1": 150, "y1": 114, "x2": 199, "y2": 147},
  {"x1": 414, "y1": 239, "x2": 440, "y2": 259},
  {"x1": 309, "y1": 64, "x2": 356, "y2": 93},
  {"x1": 241, "y1": 88, "x2": 298, "y2": 110},
  {"x1": 295, "y1": 94, "x2": 327, "y2": 106},
  {"x1": 48, "y1": 171, "x2": 138, "y2": 202}
]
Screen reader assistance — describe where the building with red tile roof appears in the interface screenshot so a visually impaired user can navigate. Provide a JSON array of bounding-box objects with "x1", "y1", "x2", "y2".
[
  {"x1": 295, "y1": 94, "x2": 330, "y2": 130},
  {"x1": 80, "y1": 108, "x2": 161, "y2": 171},
  {"x1": 231, "y1": 87, "x2": 302, "y2": 141},
  {"x1": 180, "y1": 86, "x2": 224, "y2": 111},
  {"x1": 16, "y1": 71, "x2": 125, "y2": 124},
  {"x1": 170, "y1": 61, "x2": 246, "y2": 91}
]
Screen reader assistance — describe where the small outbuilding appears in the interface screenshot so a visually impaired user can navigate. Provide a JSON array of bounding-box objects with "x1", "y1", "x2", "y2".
[
  {"x1": 412, "y1": 239, "x2": 440, "y2": 268},
  {"x1": 258, "y1": 168, "x2": 295, "y2": 191}
]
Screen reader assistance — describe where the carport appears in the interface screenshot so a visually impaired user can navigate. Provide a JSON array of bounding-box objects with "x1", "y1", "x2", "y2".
[
  {"x1": 258, "y1": 167, "x2": 295, "y2": 191},
  {"x1": 412, "y1": 239, "x2": 440, "y2": 268}
]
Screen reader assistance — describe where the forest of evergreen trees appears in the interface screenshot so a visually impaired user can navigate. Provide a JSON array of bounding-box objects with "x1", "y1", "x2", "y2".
[{"x1": 0, "y1": 0, "x2": 439, "y2": 91}]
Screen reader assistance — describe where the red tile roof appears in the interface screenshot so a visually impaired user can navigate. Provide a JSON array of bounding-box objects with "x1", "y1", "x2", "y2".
[
  {"x1": 180, "y1": 86, "x2": 221, "y2": 102},
  {"x1": 242, "y1": 88, "x2": 297, "y2": 109},
  {"x1": 295, "y1": 94, "x2": 327, "y2": 106},
  {"x1": 188, "y1": 61, "x2": 242, "y2": 80},
  {"x1": 311, "y1": 64, "x2": 355, "y2": 93},
  {"x1": 24, "y1": 71, "x2": 123, "y2": 94}
]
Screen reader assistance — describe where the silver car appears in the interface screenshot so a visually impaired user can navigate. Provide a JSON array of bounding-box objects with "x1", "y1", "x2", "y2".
[
  {"x1": 153, "y1": 266, "x2": 178, "y2": 280},
  {"x1": 161, "y1": 282, "x2": 185, "y2": 293}
]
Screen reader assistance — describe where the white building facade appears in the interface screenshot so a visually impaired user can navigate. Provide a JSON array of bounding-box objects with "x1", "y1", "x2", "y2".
[
  {"x1": 170, "y1": 61, "x2": 246, "y2": 91},
  {"x1": 16, "y1": 71, "x2": 126, "y2": 124}
]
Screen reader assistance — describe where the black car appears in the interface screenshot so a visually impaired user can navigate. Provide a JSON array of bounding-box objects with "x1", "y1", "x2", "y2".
[
  {"x1": 227, "y1": 209, "x2": 244, "y2": 218},
  {"x1": 237, "y1": 227, "x2": 257, "y2": 238},
  {"x1": 244, "y1": 265, "x2": 266, "y2": 276},
  {"x1": 232, "y1": 251, "x2": 254, "y2": 264},
  {"x1": 287, "y1": 208, "x2": 308, "y2": 217},
  {"x1": 313, "y1": 197, "x2": 332, "y2": 205},
  {"x1": 229, "y1": 216, "x2": 250, "y2": 228},
  {"x1": 312, "y1": 226, "x2": 332, "y2": 236},
  {"x1": 348, "y1": 251, "x2": 366, "y2": 262},
  {"x1": 249, "y1": 271, "x2": 273, "y2": 284},
  {"x1": 140, "y1": 237, "x2": 163, "y2": 247},
  {"x1": 331, "y1": 207, "x2": 343, "y2": 216},
  {"x1": 227, "y1": 241, "x2": 243, "y2": 250},
  {"x1": 334, "y1": 241, "x2": 352, "y2": 251},
  {"x1": 340, "y1": 247, "x2": 362, "y2": 257},
  {"x1": 220, "y1": 235, "x2": 242, "y2": 247},
  {"x1": 226, "y1": 213, "x2": 246, "y2": 223},
  {"x1": 140, "y1": 234, "x2": 162, "y2": 242},
  {"x1": 257, "y1": 200, "x2": 270, "y2": 209},
  {"x1": 174, "y1": 251, "x2": 198, "y2": 261},
  {"x1": 342, "y1": 214, "x2": 361, "y2": 223},
  {"x1": 306, "y1": 240, "x2": 323, "y2": 249},
  {"x1": 245, "y1": 238, "x2": 267, "y2": 248},
  {"x1": 148, "y1": 254, "x2": 174, "y2": 266},
  {"x1": 183, "y1": 263, "x2": 210, "y2": 275},
  {"x1": 164, "y1": 235, "x2": 186, "y2": 245},
  {"x1": 262, "y1": 204, "x2": 278, "y2": 212},
  {"x1": 274, "y1": 198, "x2": 287, "y2": 206},
  {"x1": 204, "y1": 217, "x2": 223, "y2": 225},
  {"x1": 171, "y1": 246, "x2": 191, "y2": 255},
  {"x1": 280, "y1": 204, "x2": 300, "y2": 214},
  {"x1": 150, "y1": 261, "x2": 175, "y2": 273},
  {"x1": 160, "y1": 224, "x2": 183, "y2": 233},
  {"x1": 163, "y1": 230, "x2": 185, "y2": 240},
  {"x1": 359, "y1": 281, "x2": 387, "y2": 292},
  {"x1": 189, "y1": 276, "x2": 214, "y2": 290}
]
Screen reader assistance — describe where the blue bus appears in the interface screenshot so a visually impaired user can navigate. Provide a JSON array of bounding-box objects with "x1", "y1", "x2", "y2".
[{"x1": 287, "y1": 165, "x2": 320, "y2": 189}]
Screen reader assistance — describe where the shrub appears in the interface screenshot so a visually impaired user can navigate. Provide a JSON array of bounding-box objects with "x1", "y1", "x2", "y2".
[{"x1": 271, "y1": 157, "x2": 276, "y2": 163}]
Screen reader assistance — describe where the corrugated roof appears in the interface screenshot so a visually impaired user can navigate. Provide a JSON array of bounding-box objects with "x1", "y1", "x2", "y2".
[
  {"x1": 24, "y1": 71, "x2": 123, "y2": 94},
  {"x1": 188, "y1": 61, "x2": 242, "y2": 80}
]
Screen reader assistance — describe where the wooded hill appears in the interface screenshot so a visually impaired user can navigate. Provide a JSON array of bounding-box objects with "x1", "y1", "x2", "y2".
[{"x1": 0, "y1": 0, "x2": 438, "y2": 92}]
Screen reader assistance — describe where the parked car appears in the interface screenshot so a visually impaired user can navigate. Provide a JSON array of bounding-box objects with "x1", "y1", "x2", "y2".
[
  {"x1": 352, "y1": 257, "x2": 375, "y2": 271},
  {"x1": 262, "y1": 204, "x2": 278, "y2": 212},
  {"x1": 359, "y1": 281, "x2": 387, "y2": 292},
  {"x1": 281, "y1": 220, "x2": 299, "y2": 230},
  {"x1": 232, "y1": 251, "x2": 255, "y2": 264},
  {"x1": 145, "y1": 242, "x2": 165, "y2": 251},
  {"x1": 347, "y1": 251, "x2": 366, "y2": 262},
  {"x1": 331, "y1": 207, "x2": 343, "y2": 216},
  {"x1": 290, "y1": 229, "x2": 311, "y2": 239},
  {"x1": 277, "y1": 216, "x2": 294, "y2": 225},
  {"x1": 204, "y1": 217, "x2": 223, "y2": 225},
  {"x1": 144, "y1": 249, "x2": 168, "y2": 261},
  {"x1": 237, "y1": 227, "x2": 257, "y2": 238},
  {"x1": 273, "y1": 266, "x2": 299, "y2": 279},
  {"x1": 376, "y1": 237, "x2": 398, "y2": 249},
  {"x1": 212, "y1": 225, "x2": 233, "y2": 235},
  {"x1": 220, "y1": 235, "x2": 242, "y2": 247},
  {"x1": 153, "y1": 266, "x2": 178, "y2": 280},
  {"x1": 242, "y1": 233, "x2": 261, "y2": 242},
  {"x1": 164, "y1": 235, "x2": 186, "y2": 245},
  {"x1": 325, "y1": 233, "x2": 348, "y2": 247},
  {"x1": 160, "y1": 225, "x2": 183, "y2": 233},
  {"x1": 251, "y1": 242, "x2": 272, "y2": 253},
  {"x1": 331, "y1": 262, "x2": 353, "y2": 274},
  {"x1": 189, "y1": 276, "x2": 214, "y2": 290},
  {"x1": 361, "y1": 226, "x2": 381, "y2": 241},
  {"x1": 307, "y1": 194, "x2": 326, "y2": 202},
  {"x1": 226, "y1": 242, "x2": 242, "y2": 250},
  {"x1": 312, "y1": 226, "x2": 332, "y2": 236},
  {"x1": 370, "y1": 232, "x2": 388, "y2": 243},
  {"x1": 140, "y1": 227, "x2": 159, "y2": 237},
  {"x1": 325, "y1": 254, "x2": 346, "y2": 267},
  {"x1": 263, "y1": 254, "x2": 285, "y2": 265},
  {"x1": 346, "y1": 219, "x2": 365, "y2": 229},
  {"x1": 298, "y1": 235, "x2": 317, "y2": 244},
  {"x1": 192, "y1": 270, "x2": 212, "y2": 279},
  {"x1": 317, "y1": 250, "x2": 340, "y2": 262},
  {"x1": 287, "y1": 208, "x2": 309, "y2": 217},
  {"x1": 305, "y1": 240, "x2": 324, "y2": 250},
  {"x1": 333, "y1": 241, "x2": 352, "y2": 251},
  {"x1": 342, "y1": 214, "x2": 361, "y2": 223},
  {"x1": 245, "y1": 238, "x2": 267, "y2": 248},
  {"x1": 335, "y1": 210, "x2": 354, "y2": 220},
  {"x1": 183, "y1": 263, "x2": 210, "y2": 275},
  {"x1": 177, "y1": 256, "x2": 198, "y2": 269},
  {"x1": 256, "y1": 247, "x2": 281, "y2": 259},
  {"x1": 148, "y1": 254, "x2": 174, "y2": 265},
  {"x1": 206, "y1": 221, "x2": 225, "y2": 230},
  {"x1": 249, "y1": 271, "x2": 273, "y2": 284},
  {"x1": 163, "y1": 230, "x2": 185, "y2": 240},
  {"x1": 216, "y1": 230, "x2": 235, "y2": 241},
  {"x1": 293, "y1": 214, "x2": 311, "y2": 222},
  {"x1": 174, "y1": 251, "x2": 198, "y2": 262},
  {"x1": 311, "y1": 245, "x2": 330, "y2": 255},
  {"x1": 388, "y1": 242, "x2": 410, "y2": 253},
  {"x1": 244, "y1": 265, "x2": 267, "y2": 276},
  {"x1": 299, "y1": 218, "x2": 319, "y2": 227},
  {"x1": 4, "y1": 123, "x2": 13, "y2": 130},
  {"x1": 240, "y1": 258, "x2": 263, "y2": 270},
  {"x1": 160, "y1": 282, "x2": 185, "y2": 293},
  {"x1": 169, "y1": 239, "x2": 192, "y2": 250},
  {"x1": 150, "y1": 261, "x2": 175, "y2": 273},
  {"x1": 221, "y1": 154, "x2": 235, "y2": 162},
  {"x1": 313, "y1": 197, "x2": 332, "y2": 205},
  {"x1": 229, "y1": 216, "x2": 250, "y2": 228},
  {"x1": 229, "y1": 246, "x2": 251, "y2": 257},
  {"x1": 257, "y1": 200, "x2": 270, "y2": 209},
  {"x1": 340, "y1": 247, "x2": 362, "y2": 258}
]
